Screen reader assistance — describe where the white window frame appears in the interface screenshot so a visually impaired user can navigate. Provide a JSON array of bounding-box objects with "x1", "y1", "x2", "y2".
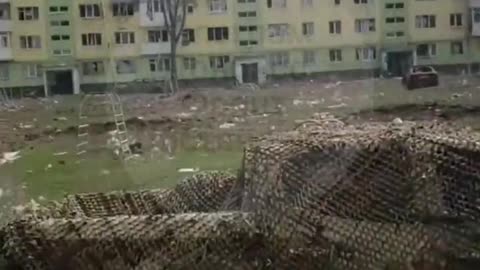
[
  {"x1": 0, "y1": 32, "x2": 10, "y2": 48},
  {"x1": 209, "y1": 0, "x2": 227, "y2": 14},
  {"x1": 303, "y1": 50, "x2": 315, "y2": 65},
  {"x1": 115, "y1": 32, "x2": 135, "y2": 45},
  {"x1": 20, "y1": 35, "x2": 41, "y2": 49},
  {"x1": 416, "y1": 43, "x2": 437, "y2": 58},
  {"x1": 329, "y1": 49, "x2": 342, "y2": 62},
  {"x1": 183, "y1": 57, "x2": 196, "y2": 70},
  {"x1": 329, "y1": 20, "x2": 341, "y2": 34},
  {"x1": 415, "y1": 15, "x2": 436, "y2": 28},
  {"x1": 209, "y1": 56, "x2": 230, "y2": 69},
  {"x1": 81, "y1": 33, "x2": 102, "y2": 46},
  {"x1": 18, "y1": 7, "x2": 39, "y2": 21},
  {"x1": 356, "y1": 47, "x2": 376, "y2": 62},
  {"x1": 0, "y1": 64, "x2": 8, "y2": 81},
  {"x1": 25, "y1": 64, "x2": 41, "y2": 78},
  {"x1": 149, "y1": 58, "x2": 171, "y2": 72},
  {"x1": 355, "y1": 18, "x2": 375, "y2": 33},
  {"x1": 270, "y1": 52, "x2": 289, "y2": 67},
  {"x1": 80, "y1": 4, "x2": 101, "y2": 19},
  {"x1": 268, "y1": 24, "x2": 289, "y2": 39},
  {"x1": 451, "y1": 41, "x2": 464, "y2": 55},
  {"x1": 302, "y1": 22, "x2": 314, "y2": 37},
  {"x1": 147, "y1": 30, "x2": 168, "y2": 43}
]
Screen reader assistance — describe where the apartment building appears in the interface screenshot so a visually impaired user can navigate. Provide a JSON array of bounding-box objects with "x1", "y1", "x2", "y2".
[{"x1": 0, "y1": 0, "x2": 478, "y2": 95}]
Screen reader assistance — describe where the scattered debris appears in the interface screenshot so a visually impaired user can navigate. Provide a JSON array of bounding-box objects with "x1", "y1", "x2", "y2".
[
  {"x1": 19, "y1": 123, "x2": 33, "y2": 129},
  {"x1": 53, "y1": 116, "x2": 68, "y2": 121},
  {"x1": 178, "y1": 168, "x2": 200, "y2": 173},
  {"x1": 38, "y1": 196, "x2": 46, "y2": 201},
  {"x1": 0, "y1": 151, "x2": 21, "y2": 166},
  {"x1": 392, "y1": 118, "x2": 403, "y2": 125},
  {"x1": 325, "y1": 81, "x2": 342, "y2": 89},
  {"x1": 327, "y1": 103, "x2": 347, "y2": 109},
  {"x1": 53, "y1": 152, "x2": 68, "y2": 156},
  {"x1": 190, "y1": 106, "x2": 198, "y2": 111},
  {"x1": 219, "y1": 123, "x2": 236, "y2": 129},
  {"x1": 0, "y1": 188, "x2": 3, "y2": 198},
  {"x1": 100, "y1": 169, "x2": 111, "y2": 176},
  {"x1": 45, "y1": 164, "x2": 53, "y2": 170}
]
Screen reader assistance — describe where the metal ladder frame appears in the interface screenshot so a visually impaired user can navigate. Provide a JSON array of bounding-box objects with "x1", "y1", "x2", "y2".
[{"x1": 76, "y1": 91, "x2": 133, "y2": 162}]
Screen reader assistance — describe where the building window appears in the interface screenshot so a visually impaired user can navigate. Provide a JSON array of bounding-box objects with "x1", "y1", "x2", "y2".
[
  {"x1": 355, "y1": 47, "x2": 376, "y2": 61},
  {"x1": 51, "y1": 20, "x2": 70, "y2": 26},
  {"x1": 334, "y1": 0, "x2": 340, "y2": 5},
  {"x1": 416, "y1": 43, "x2": 436, "y2": 58},
  {"x1": 329, "y1": 49, "x2": 342, "y2": 62},
  {"x1": 266, "y1": 0, "x2": 286, "y2": 8},
  {"x1": 82, "y1": 61, "x2": 104, "y2": 75},
  {"x1": 18, "y1": 7, "x2": 39, "y2": 21},
  {"x1": 239, "y1": 40, "x2": 258, "y2": 46},
  {"x1": 329, "y1": 20, "x2": 341, "y2": 34},
  {"x1": 116, "y1": 60, "x2": 136, "y2": 74},
  {"x1": 20, "y1": 36, "x2": 41, "y2": 49},
  {"x1": 0, "y1": 65, "x2": 8, "y2": 81},
  {"x1": 182, "y1": 29, "x2": 195, "y2": 45},
  {"x1": 302, "y1": 22, "x2": 314, "y2": 36},
  {"x1": 416, "y1": 15, "x2": 436, "y2": 28},
  {"x1": 148, "y1": 30, "x2": 168, "y2": 43},
  {"x1": 268, "y1": 24, "x2": 289, "y2": 38},
  {"x1": 354, "y1": 0, "x2": 368, "y2": 4},
  {"x1": 81, "y1": 33, "x2": 102, "y2": 46},
  {"x1": 270, "y1": 52, "x2": 289, "y2": 67},
  {"x1": 207, "y1": 27, "x2": 229, "y2": 41},
  {"x1": 0, "y1": 33, "x2": 10, "y2": 48},
  {"x1": 115, "y1": 32, "x2": 135, "y2": 45},
  {"x1": 53, "y1": 49, "x2": 71, "y2": 56},
  {"x1": 474, "y1": 8, "x2": 480, "y2": 23},
  {"x1": 239, "y1": 25, "x2": 257, "y2": 32},
  {"x1": 303, "y1": 50, "x2": 315, "y2": 65},
  {"x1": 183, "y1": 57, "x2": 196, "y2": 70},
  {"x1": 209, "y1": 0, "x2": 227, "y2": 13},
  {"x1": 209, "y1": 56, "x2": 230, "y2": 69},
  {"x1": 355, "y1": 18, "x2": 375, "y2": 33},
  {"x1": 386, "y1": 17, "x2": 404, "y2": 23},
  {"x1": 25, "y1": 64, "x2": 41, "y2": 78},
  {"x1": 238, "y1": 11, "x2": 256, "y2": 17},
  {"x1": 187, "y1": 4, "x2": 194, "y2": 13},
  {"x1": 451, "y1": 41, "x2": 464, "y2": 55},
  {"x1": 51, "y1": 35, "x2": 70, "y2": 41},
  {"x1": 149, "y1": 58, "x2": 171, "y2": 72},
  {"x1": 450, "y1": 13, "x2": 463, "y2": 27},
  {"x1": 0, "y1": 7, "x2": 10, "y2": 20},
  {"x1": 79, "y1": 4, "x2": 101, "y2": 18},
  {"x1": 113, "y1": 3, "x2": 135, "y2": 16}
]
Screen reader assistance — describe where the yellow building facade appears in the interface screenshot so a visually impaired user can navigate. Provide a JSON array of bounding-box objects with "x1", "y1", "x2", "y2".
[{"x1": 0, "y1": 0, "x2": 479, "y2": 95}]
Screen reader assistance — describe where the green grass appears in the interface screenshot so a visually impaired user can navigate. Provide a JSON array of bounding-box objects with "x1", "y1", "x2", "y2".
[{"x1": 0, "y1": 137, "x2": 242, "y2": 201}]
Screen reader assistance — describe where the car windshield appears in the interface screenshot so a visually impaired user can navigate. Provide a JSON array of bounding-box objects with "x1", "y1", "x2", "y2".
[{"x1": 2, "y1": 0, "x2": 480, "y2": 269}]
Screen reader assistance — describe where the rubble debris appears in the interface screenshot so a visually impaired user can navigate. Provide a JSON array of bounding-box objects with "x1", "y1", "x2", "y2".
[
  {"x1": 100, "y1": 169, "x2": 111, "y2": 176},
  {"x1": 178, "y1": 168, "x2": 200, "y2": 173},
  {"x1": 53, "y1": 117, "x2": 68, "y2": 121},
  {"x1": 392, "y1": 118, "x2": 403, "y2": 125},
  {"x1": 327, "y1": 103, "x2": 347, "y2": 109},
  {"x1": 53, "y1": 152, "x2": 68, "y2": 156},
  {"x1": 219, "y1": 123, "x2": 236, "y2": 129},
  {"x1": 45, "y1": 164, "x2": 52, "y2": 171},
  {"x1": 0, "y1": 151, "x2": 21, "y2": 166}
]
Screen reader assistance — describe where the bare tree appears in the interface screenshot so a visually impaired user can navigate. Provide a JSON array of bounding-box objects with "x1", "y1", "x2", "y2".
[{"x1": 146, "y1": 0, "x2": 187, "y2": 94}]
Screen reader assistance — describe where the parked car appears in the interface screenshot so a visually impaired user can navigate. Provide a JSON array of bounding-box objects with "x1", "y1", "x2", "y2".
[{"x1": 402, "y1": 65, "x2": 439, "y2": 90}]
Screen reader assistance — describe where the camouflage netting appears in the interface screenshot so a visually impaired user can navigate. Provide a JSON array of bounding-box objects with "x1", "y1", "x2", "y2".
[{"x1": 2, "y1": 118, "x2": 480, "y2": 270}]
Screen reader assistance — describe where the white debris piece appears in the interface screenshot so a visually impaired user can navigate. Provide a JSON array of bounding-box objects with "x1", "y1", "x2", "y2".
[
  {"x1": 38, "y1": 196, "x2": 46, "y2": 201},
  {"x1": 392, "y1": 118, "x2": 403, "y2": 125},
  {"x1": 325, "y1": 81, "x2": 342, "y2": 89},
  {"x1": 327, "y1": 103, "x2": 347, "y2": 109},
  {"x1": 177, "y1": 112, "x2": 193, "y2": 118},
  {"x1": 0, "y1": 188, "x2": 3, "y2": 198},
  {"x1": 100, "y1": 169, "x2": 111, "y2": 176},
  {"x1": 178, "y1": 168, "x2": 200, "y2": 173},
  {"x1": 190, "y1": 106, "x2": 198, "y2": 111},
  {"x1": 53, "y1": 151, "x2": 68, "y2": 156},
  {"x1": 293, "y1": 99, "x2": 304, "y2": 106},
  {"x1": 238, "y1": 104, "x2": 245, "y2": 109},
  {"x1": 45, "y1": 163, "x2": 52, "y2": 170},
  {"x1": 0, "y1": 151, "x2": 21, "y2": 165},
  {"x1": 219, "y1": 123, "x2": 236, "y2": 129},
  {"x1": 56, "y1": 116, "x2": 68, "y2": 121},
  {"x1": 19, "y1": 123, "x2": 33, "y2": 129}
]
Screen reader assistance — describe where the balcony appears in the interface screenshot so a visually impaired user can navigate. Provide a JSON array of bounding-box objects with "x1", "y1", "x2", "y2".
[
  {"x1": 139, "y1": 1, "x2": 165, "y2": 27},
  {"x1": 0, "y1": 47, "x2": 13, "y2": 60},
  {"x1": 0, "y1": 20, "x2": 12, "y2": 32},
  {"x1": 141, "y1": 42, "x2": 170, "y2": 55}
]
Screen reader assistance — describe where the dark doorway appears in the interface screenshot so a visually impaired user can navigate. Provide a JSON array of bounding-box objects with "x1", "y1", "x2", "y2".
[
  {"x1": 386, "y1": 51, "x2": 412, "y2": 77},
  {"x1": 241, "y1": 63, "x2": 258, "y2": 83},
  {"x1": 50, "y1": 70, "x2": 73, "y2": 95}
]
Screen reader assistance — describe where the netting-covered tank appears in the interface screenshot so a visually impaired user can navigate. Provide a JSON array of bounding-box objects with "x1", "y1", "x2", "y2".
[{"x1": 2, "y1": 119, "x2": 480, "y2": 270}]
